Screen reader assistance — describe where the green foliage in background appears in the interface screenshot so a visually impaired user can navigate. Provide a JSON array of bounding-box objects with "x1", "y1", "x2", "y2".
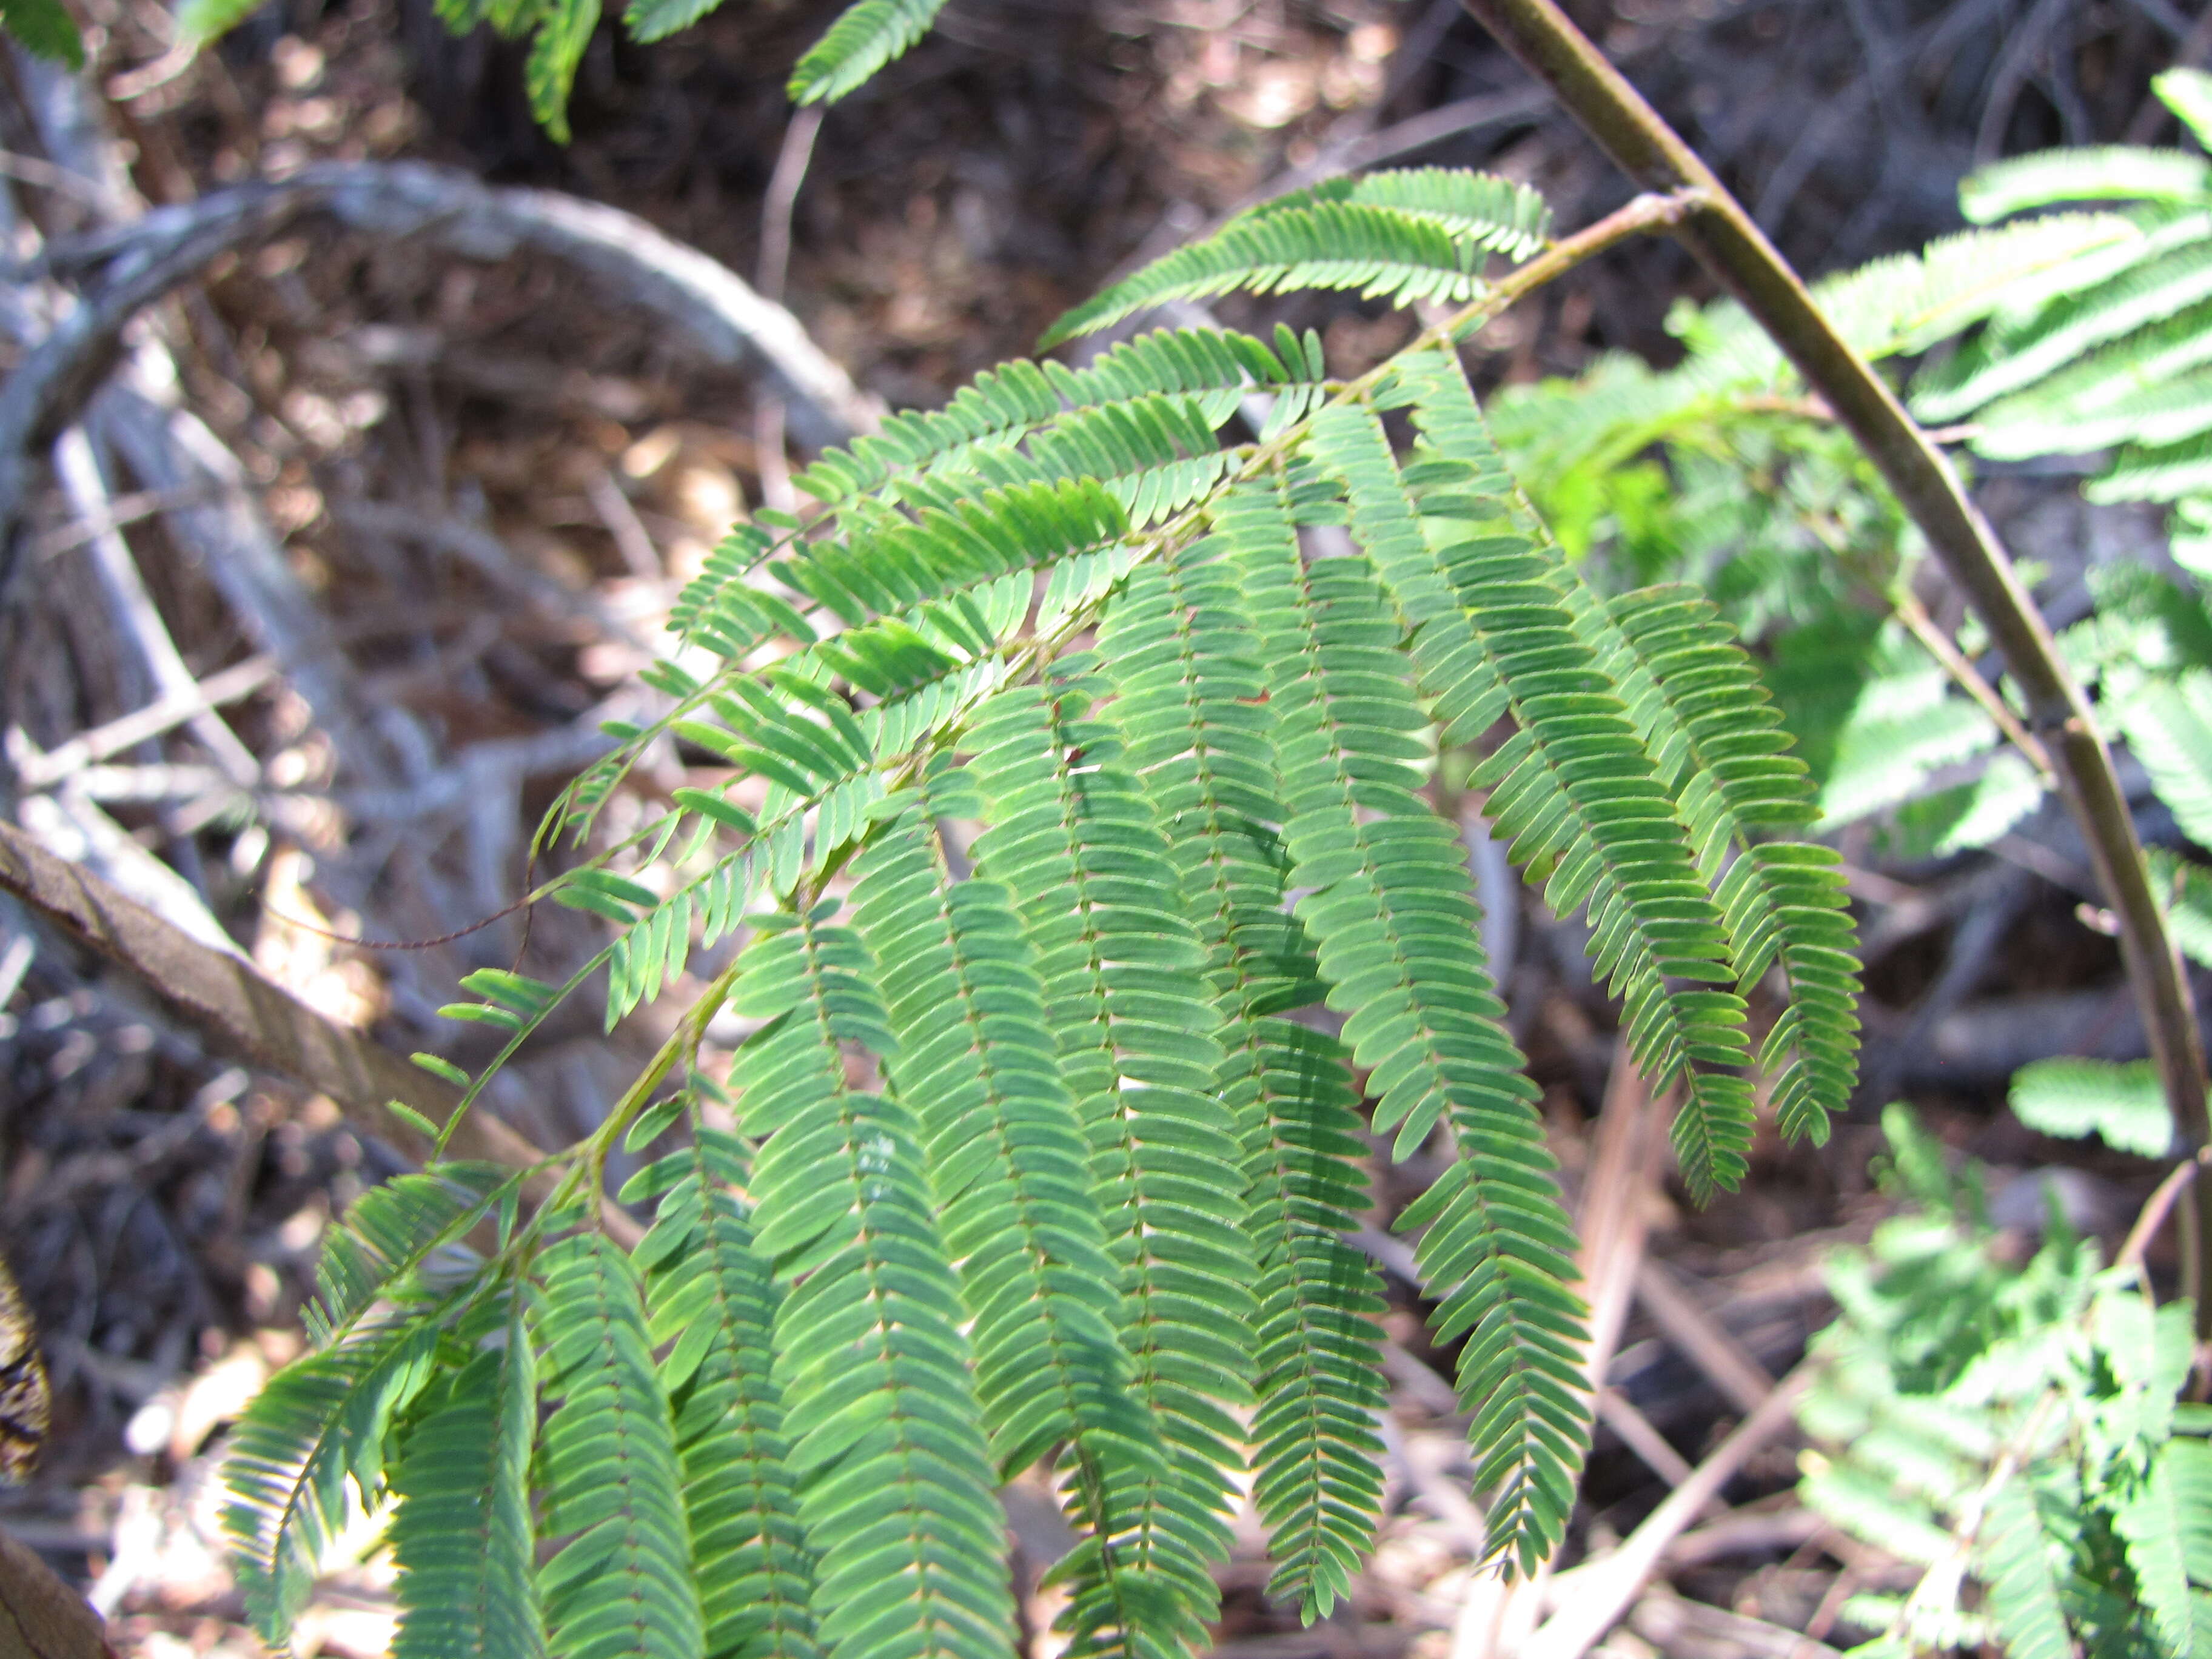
[
  {"x1": 216, "y1": 171, "x2": 1866, "y2": 1659},
  {"x1": 1, "y1": 0, "x2": 955, "y2": 120},
  {"x1": 1801, "y1": 1107, "x2": 2211, "y2": 1659},
  {"x1": 0, "y1": 0, "x2": 81, "y2": 64},
  {"x1": 161, "y1": 0, "x2": 948, "y2": 137}
]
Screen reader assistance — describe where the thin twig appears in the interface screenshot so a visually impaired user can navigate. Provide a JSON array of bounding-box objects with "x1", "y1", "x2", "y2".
[
  {"x1": 30, "y1": 483, "x2": 213, "y2": 558},
  {"x1": 52, "y1": 425, "x2": 261, "y2": 789},
  {"x1": 753, "y1": 105, "x2": 824, "y2": 518},
  {"x1": 757, "y1": 104, "x2": 823, "y2": 310},
  {"x1": 1891, "y1": 585, "x2": 2051, "y2": 777},
  {"x1": 1457, "y1": 0, "x2": 2212, "y2": 1335},
  {"x1": 1635, "y1": 1261, "x2": 1775, "y2": 1416},
  {"x1": 585, "y1": 469, "x2": 662, "y2": 581},
  {"x1": 2121, "y1": 1154, "x2": 2204, "y2": 1275},
  {"x1": 1521, "y1": 1365, "x2": 1817, "y2": 1659},
  {"x1": 14, "y1": 652, "x2": 275, "y2": 788}
]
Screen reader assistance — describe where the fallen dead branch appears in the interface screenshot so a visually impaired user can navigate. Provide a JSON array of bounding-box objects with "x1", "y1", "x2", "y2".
[
  {"x1": 0, "y1": 818, "x2": 544, "y2": 1184},
  {"x1": 0, "y1": 157, "x2": 883, "y2": 537}
]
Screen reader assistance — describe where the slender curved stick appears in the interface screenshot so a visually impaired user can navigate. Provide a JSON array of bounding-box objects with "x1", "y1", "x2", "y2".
[
  {"x1": 1457, "y1": 0, "x2": 2212, "y2": 1329},
  {"x1": 1520, "y1": 1365, "x2": 1817, "y2": 1659},
  {"x1": 2122, "y1": 1153, "x2": 2204, "y2": 1275}
]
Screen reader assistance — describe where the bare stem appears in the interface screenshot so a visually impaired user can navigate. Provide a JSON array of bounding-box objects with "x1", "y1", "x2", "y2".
[
  {"x1": 1889, "y1": 586, "x2": 2051, "y2": 779},
  {"x1": 1457, "y1": 0, "x2": 2212, "y2": 1330}
]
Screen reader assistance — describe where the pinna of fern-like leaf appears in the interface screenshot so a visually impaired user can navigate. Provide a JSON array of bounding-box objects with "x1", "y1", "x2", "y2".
[
  {"x1": 1961, "y1": 144, "x2": 2212, "y2": 223},
  {"x1": 305, "y1": 1162, "x2": 512, "y2": 1344},
  {"x1": 532, "y1": 1232, "x2": 705, "y2": 1659},
  {"x1": 1213, "y1": 469, "x2": 1589, "y2": 1572},
  {"x1": 223, "y1": 1309, "x2": 443, "y2": 1639},
  {"x1": 1235, "y1": 169, "x2": 1553, "y2": 260},
  {"x1": 1320, "y1": 355, "x2": 1754, "y2": 1198},
  {"x1": 1040, "y1": 172, "x2": 1552, "y2": 348},
  {"x1": 848, "y1": 769, "x2": 1167, "y2": 1490},
  {"x1": 791, "y1": 326, "x2": 1322, "y2": 517},
  {"x1": 626, "y1": 1128, "x2": 824, "y2": 1659},
  {"x1": 787, "y1": 0, "x2": 948, "y2": 104},
  {"x1": 728, "y1": 905, "x2": 1019, "y2": 1659},
  {"x1": 962, "y1": 668, "x2": 1258, "y2": 1659},
  {"x1": 1914, "y1": 220, "x2": 2212, "y2": 423},
  {"x1": 1561, "y1": 581, "x2": 1860, "y2": 1144},
  {"x1": 387, "y1": 1304, "x2": 544, "y2": 1659},
  {"x1": 1092, "y1": 522, "x2": 1392, "y2": 1621}
]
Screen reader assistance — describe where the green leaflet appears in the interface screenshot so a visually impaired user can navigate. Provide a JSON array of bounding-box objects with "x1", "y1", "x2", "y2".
[
  {"x1": 1972, "y1": 299, "x2": 2212, "y2": 457},
  {"x1": 964, "y1": 672, "x2": 1257, "y2": 1659},
  {"x1": 2117, "y1": 671, "x2": 2212, "y2": 847},
  {"x1": 1699, "y1": 213, "x2": 2148, "y2": 372},
  {"x1": 779, "y1": 477, "x2": 1127, "y2": 626},
  {"x1": 1487, "y1": 213, "x2": 2138, "y2": 501},
  {"x1": 1979, "y1": 363, "x2": 2212, "y2": 458},
  {"x1": 605, "y1": 608, "x2": 1029, "y2": 1022},
  {"x1": 1095, "y1": 535, "x2": 1386, "y2": 1618},
  {"x1": 224, "y1": 1312, "x2": 443, "y2": 1638},
  {"x1": 534, "y1": 1233, "x2": 705, "y2": 1659},
  {"x1": 788, "y1": 0, "x2": 950, "y2": 103},
  {"x1": 1800, "y1": 1108, "x2": 2205, "y2": 1659},
  {"x1": 2150, "y1": 846, "x2": 2212, "y2": 971},
  {"x1": 1042, "y1": 173, "x2": 1545, "y2": 347},
  {"x1": 0, "y1": 0, "x2": 81, "y2": 61},
  {"x1": 1217, "y1": 471, "x2": 1588, "y2": 1574},
  {"x1": 1567, "y1": 581, "x2": 1860, "y2": 1145},
  {"x1": 1238, "y1": 170, "x2": 1552, "y2": 260},
  {"x1": 848, "y1": 777, "x2": 1165, "y2": 1485},
  {"x1": 623, "y1": 0, "x2": 717, "y2": 41},
  {"x1": 2117, "y1": 1437, "x2": 2212, "y2": 1657},
  {"x1": 1963, "y1": 146, "x2": 2212, "y2": 221},
  {"x1": 215, "y1": 153, "x2": 1891, "y2": 1659},
  {"x1": 2096, "y1": 429, "x2": 2212, "y2": 503},
  {"x1": 668, "y1": 522, "x2": 813, "y2": 662},
  {"x1": 794, "y1": 327, "x2": 1324, "y2": 516},
  {"x1": 730, "y1": 907, "x2": 1017, "y2": 1659},
  {"x1": 1812, "y1": 653, "x2": 2000, "y2": 832},
  {"x1": 2009, "y1": 1057, "x2": 2172, "y2": 1158},
  {"x1": 1918, "y1": 213, "x2": 2212, "y2": 423},
  {"x1": 916, "y1": 392, "x2": 1242, "y2": 530},
  {"x1": 1977, "y1": 1484, "x2": 2073, "y2": 1659},
  {"x1": 175, "y1": 0, "x2": 263, "y2": 42},
  {"x1": 389, "y1": 1309, "x2": 545, "y2": 1659},
  {"x1": 195, "y1": 0, "x2": 954, "y2": 130},
  {"x1": 2160, "y1": 67, "x2": 2212, "y2": 152},
  {"x1": 1238, "y1": 1022, "x2": 1389, "y2": 1616},
  {"x1": 1323, "y1": 357, "x2": 1752, "y2": 1198},
  {"x1": 307, "y1": 1164, "x2": 513, "y2": 1343},
  {"x1": 524, "y1": 0, "x2": 599, "y2": 142},
  {"x1": 631, "y1": 1130, "x2": 822, "y2": 1659}
]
